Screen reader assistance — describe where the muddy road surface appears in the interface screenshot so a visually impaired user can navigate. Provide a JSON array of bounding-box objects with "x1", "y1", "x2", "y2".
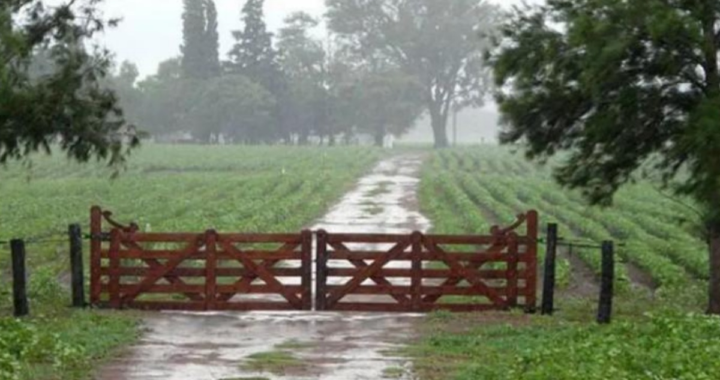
[{"x1": 97, "y1": 154, "x2": 431, "y2": 380}]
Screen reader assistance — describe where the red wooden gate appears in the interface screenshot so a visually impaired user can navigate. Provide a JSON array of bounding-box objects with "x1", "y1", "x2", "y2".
[
  {"x1": 90, "y1": 206, "x2": 538, "y2": 313},
  {"x1": 315, "y1": 211, "x2": 538, "y2": 312},
  {"x1": 90, "y1": 207, "x2": 312, "y2": 311}
]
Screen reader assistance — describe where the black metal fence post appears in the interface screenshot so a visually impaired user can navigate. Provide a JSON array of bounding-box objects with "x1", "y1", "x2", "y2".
[
  {"x1": 11, "y1": 239, "x2": 29, "y2": 317},
  {"x1": 69, "y1": 224, "x2": 86, "y2": 308},
  {"x1": 541, "y1": 223, "x2": 558, "y2": 315},
  {"x1": 597, "y1": 241, "x2": 615, "y2": 324}
]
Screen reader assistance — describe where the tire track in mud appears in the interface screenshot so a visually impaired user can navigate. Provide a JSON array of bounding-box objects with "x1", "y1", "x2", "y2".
[{"x1": 96, "y1": 154, "x2": 431, "y2": 380}]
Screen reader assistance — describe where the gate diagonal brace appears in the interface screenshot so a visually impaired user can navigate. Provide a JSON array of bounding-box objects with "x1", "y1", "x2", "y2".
[
  {"x1": 219, "y1": 239, "x2": 303, "y2": 309},
  {"x1": 121, "y1": 239, "x2": 205, "y2": 302},
  {"x1": 325, "y1": 238, "x2": 411, "y2": 308},
  {"x1": 421, "y1": 240, "x2": 508, "y2": 304},
  {"x1": 120, "y1": 235, "x2": 206, "y2": 305},
  {"x1": 423, "y1": 240, "x2": 508, "y2": 308},
  {"x1": 216, "y1": 242, "x2": 299, "y2": 302},
  {"x1": 330, "y1": 242, "x2": 412, "y2": 306}
]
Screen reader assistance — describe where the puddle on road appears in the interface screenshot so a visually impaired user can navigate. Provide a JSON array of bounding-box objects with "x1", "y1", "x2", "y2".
[{"x1": 97, "y1": 154, "x2": 431, "y2": 380}]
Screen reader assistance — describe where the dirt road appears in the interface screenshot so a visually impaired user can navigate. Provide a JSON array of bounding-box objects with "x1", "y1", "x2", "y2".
[{"x1": 97, "y1": 154, "x2": 431, "y2": 380}]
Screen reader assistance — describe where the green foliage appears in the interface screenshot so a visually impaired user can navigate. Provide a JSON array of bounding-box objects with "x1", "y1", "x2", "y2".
[
  {"x1": 185, "y1": 75, "x2": 276, "y2": 143},
  {"x1": 490, "y1": 0, "x2": 720, "y2": 312},
  {"x1": 132, "y1": 58, "x2": 191, "y2": 136},
  {"x1": 420, "y1": 147, "x2": 706, "y2": 292},
  {"x1": 415, "y1": 313, "x2": 720, "y2": 380},
  {"x1": 0, "y1": 0, "x2": 138, "y2": 166},
  {"x1": 277, "y1": 12, "x2": 327, "y2": 143},
  {"x1": 490, "y1": 0, "x2": 720, "y2": 224},
  {"x1": 0, "y1": 145, "x2": 382, "y2": 379},
  {"x1": 181, "y1": 0, "x2": 221, "y2": 80},
  {"x1": 0, "y1": 145, "x2": 381, "y2": 264},
  {"x1": 224, "y1": 0, "x2": 286, "y2": 142},
  {"x1": 228, "y1": 0, "x2": 278, "y2": 78},
  {"x1": 327, "y1": 0, "x2": 501, "y2": 147},
  {"x1": 0, "y1": 312, "x2": 137, "y2": 380},
  {"x1": 349, "y1": 70, "x2": 425, "y2": 145}
]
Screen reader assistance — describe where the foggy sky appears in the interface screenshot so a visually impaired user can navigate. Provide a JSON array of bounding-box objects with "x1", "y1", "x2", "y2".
[{"x1": 74, "y1": 0, "x2": 544, "y2": 78}]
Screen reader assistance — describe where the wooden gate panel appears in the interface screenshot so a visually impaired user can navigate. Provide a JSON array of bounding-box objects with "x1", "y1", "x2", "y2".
[
  {"x1": 90, "y1": 207, "x2": 312, "y2": 311},
  {"x1": 316, "y1": 211, "x2": 539, "y2": 313}
]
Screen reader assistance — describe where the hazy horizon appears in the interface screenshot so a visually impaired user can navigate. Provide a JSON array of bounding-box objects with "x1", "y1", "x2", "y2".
[{"x1": 55, "y1": 0, "x2": 544, "y2": 79}]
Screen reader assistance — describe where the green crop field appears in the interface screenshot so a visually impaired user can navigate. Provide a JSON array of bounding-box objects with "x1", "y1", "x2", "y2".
[
  {"x1": 1, "y1": 144, "x2": 717, "y2": 380},
  {"x1": 0, "y1": 145, "x2": 381, "y2": 380},
  {"x1": 420, "y1": 147, "x2": 707, "y2": 291},
  {"x1": 412, "y1": 147, "x2": 716, "y2": 380}
]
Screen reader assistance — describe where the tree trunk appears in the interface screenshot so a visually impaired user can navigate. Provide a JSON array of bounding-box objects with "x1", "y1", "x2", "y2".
[
  {"x1": 374, "y1": 130, "x2": 384, "y2": 147},
  {"x1": 708, "y1": 225, "x2": 720, "y2": 314},
  {"x1": 430, "y1": 111, "x2": 449, "y2": 148}
]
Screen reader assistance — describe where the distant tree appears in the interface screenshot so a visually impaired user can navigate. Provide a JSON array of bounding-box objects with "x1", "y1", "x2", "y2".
[
  {"x1": 327, "y1": 0, "x2": 500, "y2": 148},
  {"x1": 186, "y1": 75, "x2": 275, "y2": 144},
  {"x1": 110, "y1": 61, "x2": 143, "y2": 128},
  {"x1": 181, "y1": 0, "x2": 220, "y2": 80},
  {"x1": 228, "y1": 0, "x2": 276, "y2": 78},
  {"x1": 227, "y1": 0, "x2": 285, "y2": 141},
  {"x1": 1, "y1": 0, "x2": 137, "y2": 166},
  {"x1": 181, "y1": 0, "x2": 207, "y2": 79},
  {"x1": 356, "y1": 70, "x2": 424, "y2": 146},
  {"x1": 136, "y1": 58, "x2": 196, "y2": 136},
  {"x1": 325, "y1": 48, "x2": 366, "y2": 144},
  {"x1": 203, "y1": 0, "x2": 221, "y2": 77},
  {"x1": 490, "y1": 0, "x2": 720, "y2": 313},
  {"x1": 277, "y1": 12, "x2": 327, "y2": 144}
]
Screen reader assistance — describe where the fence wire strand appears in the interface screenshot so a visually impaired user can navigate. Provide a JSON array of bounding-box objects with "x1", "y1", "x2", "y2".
[{"x1": 0, "y1": 228, "x2": 69, "y2": 246}]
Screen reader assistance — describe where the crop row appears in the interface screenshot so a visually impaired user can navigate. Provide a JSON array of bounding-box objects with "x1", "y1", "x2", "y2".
[{"x1": 421, "y1": 148, "x2": 707, "y2": 290}]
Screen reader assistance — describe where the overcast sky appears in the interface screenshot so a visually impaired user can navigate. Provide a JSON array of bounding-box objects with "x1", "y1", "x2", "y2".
[{"x1": 75, "y1": 0, "x2": 543, "y2": 78}]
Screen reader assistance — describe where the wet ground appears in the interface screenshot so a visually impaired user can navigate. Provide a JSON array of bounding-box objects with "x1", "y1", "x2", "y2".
[{"x1": 97, "y1": 154, "x2": 431, "y2": 380}]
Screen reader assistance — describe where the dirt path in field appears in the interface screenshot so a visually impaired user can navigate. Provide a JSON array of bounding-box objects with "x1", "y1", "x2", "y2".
[{"x1": 96, "y1": 154, "x2": 431, "y2": 380}]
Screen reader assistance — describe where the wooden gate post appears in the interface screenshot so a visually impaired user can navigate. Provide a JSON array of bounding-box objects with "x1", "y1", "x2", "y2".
[
  {"x1": 68, "y1": 224, "x2": 86, "y2": 308},
  {"x1": 205, "y1": 230, "x2": 217, "y2": 311},
  {"x1": 315, "y1": 230, "x2": 329, "y2": 311},
  {"x1": 411, "y1": 231, "x2": 423, "y2": 312},
  {"x1": 90, "y1": 206, "x2": 102, "y2": 306},
  {"x1": 541, "y1": 223, "x2": 558, "y2": 315},
  {"x1": 11, "y1": 239, "x2": 29, "y2": 317},
  {"x1": 525, "y1": 210, "x2": 539, "y2": 313},
  {"x1": 301, "y1": 230, "x2": 313, "y2": 310},
  {"x1": 597, "y1": 241, "x2": 615, "y2": 324}
]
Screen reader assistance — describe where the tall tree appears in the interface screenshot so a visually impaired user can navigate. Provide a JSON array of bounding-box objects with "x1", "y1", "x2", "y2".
[
  {"x1": 181, "y1": 0, "x2": 220, "y2": 79},
  {"x1": 227, "y1": 0, "x2": 286, "y2": 142},
  {"x1": 228, "y1": 0, "x2": 277, "y2": 78},
  {"x1": 277, "y1": 12, "x2": 327, "y2": 144},
  {"x1": 327, "y1": 0, "x2": 500, "y2": 148},
  {"x1": 1, "y1": 0, "x2": 137, "y2": 166},
  {"x1": 181, "y1": 0, "x2": 206, "y2": 79},
  {"x1": 490, "y1": 0, "x2": 720, "y2": 313},
  {"x1": 203, "y1": 0, "x2": 221, "y2": 77}
]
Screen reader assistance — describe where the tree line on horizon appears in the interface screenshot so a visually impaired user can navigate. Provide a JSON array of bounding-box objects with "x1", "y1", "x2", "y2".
[{"x1": 110, "y1": 0, "x2": 499, "y2": 147}]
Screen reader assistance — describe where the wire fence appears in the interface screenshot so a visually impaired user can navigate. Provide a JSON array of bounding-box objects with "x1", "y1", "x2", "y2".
[{"x1": 0, "y1": 228, "x2": 70, "y2": 246}]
